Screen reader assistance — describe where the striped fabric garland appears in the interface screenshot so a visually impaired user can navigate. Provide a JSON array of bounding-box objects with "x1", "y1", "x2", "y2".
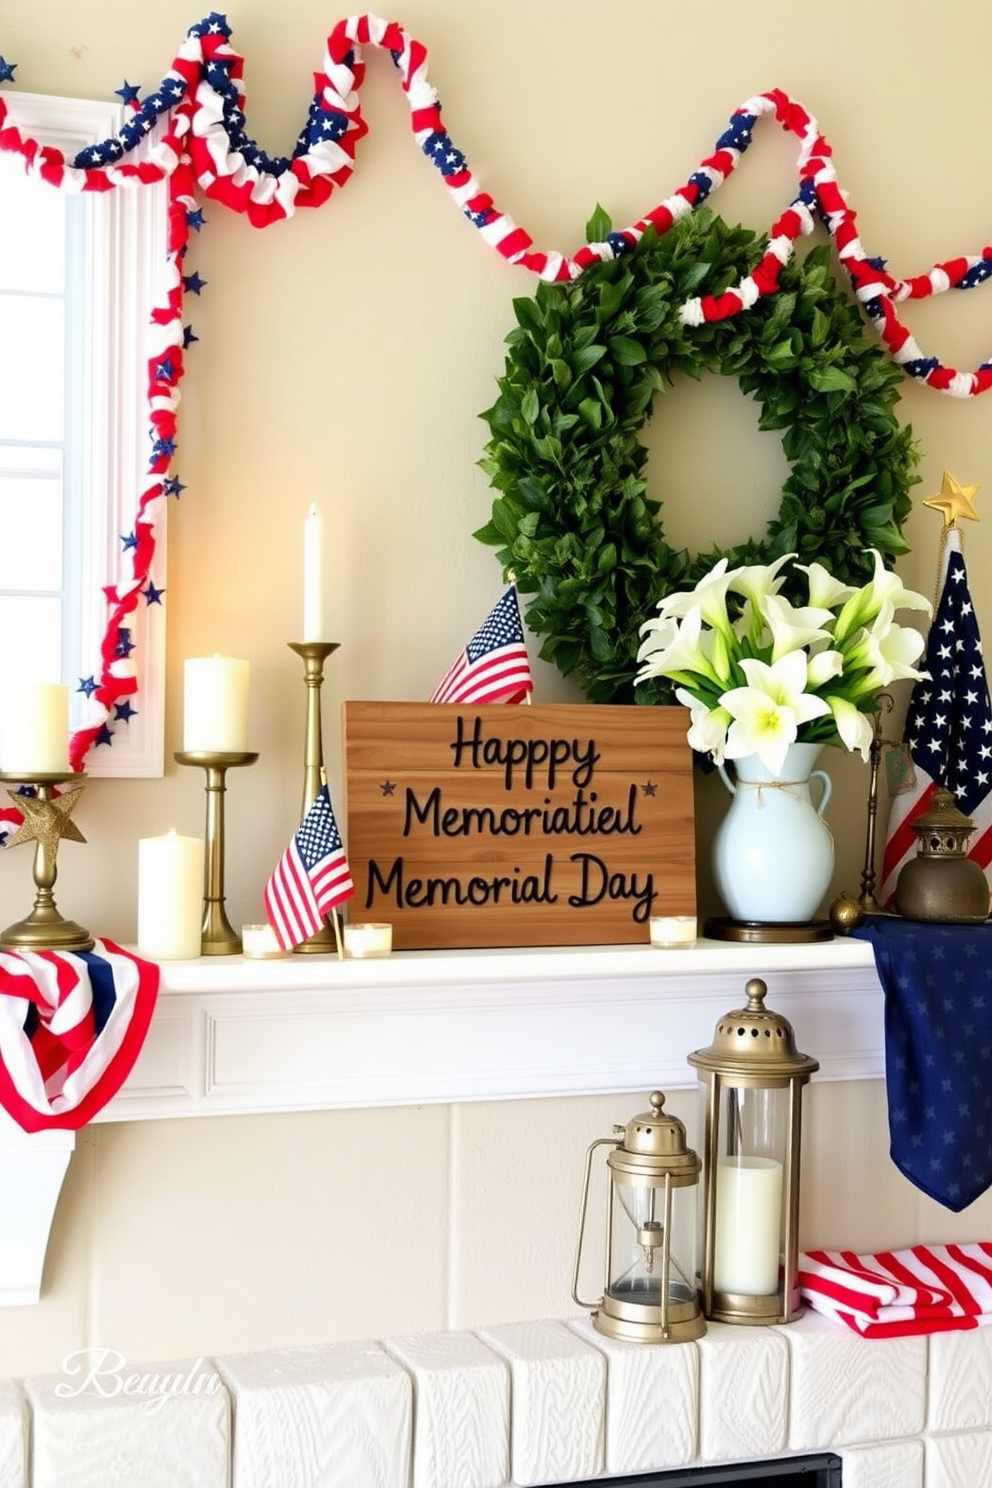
[
  {"x1": 0, "y1": 939, "x2": 159, "y2": 1131},
  {"x1": 3, "y1": 12, "x2": 992, "y2": 774},
  {"x1": 799, "y1": 1244, "x2": 992, "y2": 1338}
]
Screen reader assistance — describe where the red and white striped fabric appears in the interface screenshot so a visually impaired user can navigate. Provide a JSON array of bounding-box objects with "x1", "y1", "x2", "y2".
[
  {"x1": 0, "y1": 940, "x2": 159, "y2": 1132},
  {"x1": 799, "y1": 1244, "x2": 992, "y2": 1337}
]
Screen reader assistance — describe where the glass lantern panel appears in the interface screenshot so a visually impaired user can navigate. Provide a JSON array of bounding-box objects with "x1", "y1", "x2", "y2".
[
  {"x1": 718, "y1": 1083, "x2": 789, "y2": 1165},
  {"x1": 607, "y1": 1176, "x2": 697, "y2": 1307},
  {"x1": 711, "y1": 1083, "x2": 788, "y2": 1297}
]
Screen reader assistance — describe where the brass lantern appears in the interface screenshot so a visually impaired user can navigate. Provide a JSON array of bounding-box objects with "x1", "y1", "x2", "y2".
[
  {"x1": 894, "y1": 787, "x2": 991, "y2": 923},
  {"x1": 688, "y1": 979, "x2": 818, "y2": 1325},
  {"x1": 572, "y1": 1090, "x2": 705, "y2": 1344}
]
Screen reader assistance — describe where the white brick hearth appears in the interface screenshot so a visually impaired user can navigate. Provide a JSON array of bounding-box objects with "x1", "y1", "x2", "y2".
[{"x1": 4, "y1": 1312, "x2": 992, "y2": 1487}]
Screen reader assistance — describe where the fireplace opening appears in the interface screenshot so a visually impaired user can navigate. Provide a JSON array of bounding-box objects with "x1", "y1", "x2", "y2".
[{"x1": 554, "y1": 1453, "x2": 842, "y2": 1486}]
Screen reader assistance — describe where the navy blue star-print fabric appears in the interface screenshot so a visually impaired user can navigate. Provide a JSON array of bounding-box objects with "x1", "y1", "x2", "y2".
[{"x1": 854, "y1": 917, "x2": 992, "y2": 1212}]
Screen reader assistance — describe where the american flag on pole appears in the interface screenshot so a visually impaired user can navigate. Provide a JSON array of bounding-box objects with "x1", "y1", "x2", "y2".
[
  {"x1": 264, "y1": 784, "x2": 355, "y2": 951},
  {"x1": 429, "y1": 585, "x2": 533, "y2": 705},
  {"x1": 0, "y1": 939, "x2": 159, "y2": 1132},
  {"x1": 879, "y1": 527, "x2": 992, "y2": 905}
]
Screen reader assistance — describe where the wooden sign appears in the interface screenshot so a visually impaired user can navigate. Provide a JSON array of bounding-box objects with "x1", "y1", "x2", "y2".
[{"x1": 342, "y1": 703, "x2": 695, "y2": 950}]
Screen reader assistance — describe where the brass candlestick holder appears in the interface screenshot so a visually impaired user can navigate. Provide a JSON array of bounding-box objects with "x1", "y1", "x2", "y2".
[
  {"x1": 174, "y1": 750, "x2": 258, "y2": 955},
  {"x1": 288, "y1": 641, "x2": 339, "y2": 954},
  {"x1": 858, "y1": 692, "x2": 895, "y2": 912},
  {"x1": 0, "y1": 772, "x2": 93, "y2": 951}
]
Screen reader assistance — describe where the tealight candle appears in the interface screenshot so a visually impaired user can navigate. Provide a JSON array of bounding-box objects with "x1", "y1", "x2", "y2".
[
  {"x1": 1, "y1": 682, "x2": 71, "y2": 776},
  {"x1": 137, "y1": 830, "x2": 204, "y2": 960},
  {"x1": 242, "y1": 923, "x2": 285, "y2": 960},
  {"x1": 343, "y1": 922, "x2": 393, "y2": 959},
  {"x1": 182, "y1": 656, "x2": 250, "y2": 753},
  {"x1": 649, "y1": 914, "x2": 698, "y2": 948}
]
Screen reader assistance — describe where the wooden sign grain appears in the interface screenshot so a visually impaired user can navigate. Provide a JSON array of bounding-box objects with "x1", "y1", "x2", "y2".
[{"x1": 342, "y1": 702, "x2": 696, "y2": 950}]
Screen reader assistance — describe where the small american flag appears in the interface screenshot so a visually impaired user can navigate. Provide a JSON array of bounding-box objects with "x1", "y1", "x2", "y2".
[
  {"x1": 880, "y1": 527, "x2": 992, "y2": 904},
  {"x1": 430, "y1": 586, "x2": 533, "y2": 705},
  {"x1": 264, "y1": 784, "x2": 355, "y2": 951}
]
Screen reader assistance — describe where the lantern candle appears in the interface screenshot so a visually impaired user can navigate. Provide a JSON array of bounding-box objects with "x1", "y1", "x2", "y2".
[
  {"x1": 183, "y1": 656, "x2": 250, "y2": 753},
  {"x1": 343, "y1": 922, "x2": 392, "y2": 958},
  {"x1": 712, "y1": 1156, "x2": 783, "y2": 1296},
  {"x1": 302, "y1": 503, "x2": 325, "y2": 642},
  {"x1": 1, "y1": 683, "x2": 71, "y2": 776},
  {"x1": 137, "y1": 830, "x2": 204, "y2": 960}
]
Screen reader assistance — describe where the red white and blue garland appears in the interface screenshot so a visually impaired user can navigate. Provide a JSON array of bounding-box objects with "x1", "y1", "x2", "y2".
[{"x1": 2, "y1": 11, "x2": 992, "y2": 779}]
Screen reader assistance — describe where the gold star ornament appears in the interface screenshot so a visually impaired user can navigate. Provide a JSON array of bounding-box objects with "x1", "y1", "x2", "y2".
[
  {"x1": 922, "y1": 470, "x2": 981, "y2": 527},
  {"x1": 4, "y1": 787, "x2": 86, "y2": 855}
]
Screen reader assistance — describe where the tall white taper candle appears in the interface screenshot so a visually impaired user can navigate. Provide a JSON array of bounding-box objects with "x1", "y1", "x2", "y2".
[{"x1": 302, "y1": 503, "x2": 325, "y2": 642}]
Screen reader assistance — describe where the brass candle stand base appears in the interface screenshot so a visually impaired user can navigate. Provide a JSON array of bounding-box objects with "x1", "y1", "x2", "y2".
[
  {"x1": 175, "y1": 750, "x2": 259, "y2": 955},
  {"x1": 0, "y1": 772, "x2": 93, "y2": 951},
  {"x1": 289, "y1": 640, "x2": 340, "y2": 954}
]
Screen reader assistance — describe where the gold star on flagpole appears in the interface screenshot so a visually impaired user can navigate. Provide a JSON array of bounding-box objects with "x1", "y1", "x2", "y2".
[
  {"x1": 921, "y1": 470, "x2": 981, "y2": 527},
  {"x1": 4, "y1": 788, "x2": 86, "y2": 854}
]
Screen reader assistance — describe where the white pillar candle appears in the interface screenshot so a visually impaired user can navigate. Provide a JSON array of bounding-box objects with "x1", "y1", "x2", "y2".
[
  {"x1": 302, "y1": 503, "x2": 326, "y2": 642},
  {"x1": 649, "y1": 915, "x2": 697, "y2": 947},
  {"x1": 343, "y1": 922, "x2": 393, "y2": 958},
  {"x1": 182, "y1": 656, "x2": 250, "y2": 752},
  {"x1": 713, "y1": 1156, "x2": 783, "y2": 1295},
  {"x1": 1, "y1": 683, "x2": 70, "y2": 776},
  {"x1": 137, "y1": 830, "x2": 204, "y2": 960}
]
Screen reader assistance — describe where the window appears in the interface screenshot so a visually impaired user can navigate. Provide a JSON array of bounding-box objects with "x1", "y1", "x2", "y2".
[{"x1": 0, "y1": 92, "x2": 168, "y2": 775}]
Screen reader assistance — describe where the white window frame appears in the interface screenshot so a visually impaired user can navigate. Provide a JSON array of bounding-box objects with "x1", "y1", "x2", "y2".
[{"x1": 2, "y1": 92, "x2": 168, "y2": 777}]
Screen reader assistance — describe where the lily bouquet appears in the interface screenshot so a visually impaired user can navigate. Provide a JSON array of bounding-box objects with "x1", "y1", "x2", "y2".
[{"x1": 636, "y1": 551, "x2": 931, "y2": 775}]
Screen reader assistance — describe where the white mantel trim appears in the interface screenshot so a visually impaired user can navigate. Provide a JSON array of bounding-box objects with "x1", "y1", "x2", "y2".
[{"x1": 102, "y1": 935, "x2": 884, "y2": 1122}]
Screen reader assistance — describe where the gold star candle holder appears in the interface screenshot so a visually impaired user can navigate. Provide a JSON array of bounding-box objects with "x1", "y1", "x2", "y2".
[{"x1": 0, "y1": 772, "x2": 93, "y2": 951}]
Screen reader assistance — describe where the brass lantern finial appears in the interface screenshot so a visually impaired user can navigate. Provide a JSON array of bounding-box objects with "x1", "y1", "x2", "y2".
[{"x1": 688, "y1": 978, "x2": 819, "y2": 1083}]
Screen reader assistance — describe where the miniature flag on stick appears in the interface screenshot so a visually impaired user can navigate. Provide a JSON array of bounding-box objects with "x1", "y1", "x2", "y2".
[
  {"x1": 430, "y1": 585, "x2": 533, "y2": 705},
  {"x1": 879, "y1": 525, "x2": 992, "y2": 905},
  {"x1": 264, "y1": 784, "x2": 355, "y2": 951}
]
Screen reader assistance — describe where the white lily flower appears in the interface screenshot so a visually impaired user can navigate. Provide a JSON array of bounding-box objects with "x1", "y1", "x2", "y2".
[
  {"x1": 841, "y1": 602, "x2": 928, "y2": 692},
  {"x1": 728, "y1": 552, "x2": 794, "y2": 610},
  {"x1": 675, "y1": 688, "x2": 732, "y2": 763},
  {"x1": 825, "y1": 695, "x2": 874, "y2": 759},
  {"x1": 760, "y1": 593, "x2": 834, "y2": 662},
  {"x1": 651, "y1": 558, "x2": 738, "y2": 642},
  {"x1": 806, "y1": 648, "x2": 844, "y2": 687},
  {"x1": 728, "y1": 553, "x2": 794, "y2": 646},
  {"x1": 636, "y1": 613, "x2": 679, "y2": 660},
  {"x1": 832, "y1": 549, "x2": 931, "y2": 641},
  {"x1": 720, "y1": 653, "x2": 832, "y2": 775},
  {"x1": 796, "y1": 559, "x2": 857, "y2": 610},
  {"x1": 635, "y1": 606, "x2": 725, "y2": 688}
]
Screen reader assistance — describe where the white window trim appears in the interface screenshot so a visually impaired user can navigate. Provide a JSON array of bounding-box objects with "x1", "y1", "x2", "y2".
[{"x1": 3, "y1": 91, "x2": 168, "y2": 777}]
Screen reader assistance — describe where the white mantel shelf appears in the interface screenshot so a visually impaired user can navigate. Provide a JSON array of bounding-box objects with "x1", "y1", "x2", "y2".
[
  {"x1": 1, "y1": 935, "x2": 885, "y2": 1306},
  {"x1": 99, "y1": 935, "x2": 884, "y2": 1123}
]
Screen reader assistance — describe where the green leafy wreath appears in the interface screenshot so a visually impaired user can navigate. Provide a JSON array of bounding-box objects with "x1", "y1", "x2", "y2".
[{"x1": 476, "y1": 209, "x2": 920, "y2": 704}]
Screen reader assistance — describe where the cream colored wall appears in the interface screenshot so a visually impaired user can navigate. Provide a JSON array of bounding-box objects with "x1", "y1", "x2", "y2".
[{"x1": 1, "y1": 0, "x2": 991, "y2": 1377}]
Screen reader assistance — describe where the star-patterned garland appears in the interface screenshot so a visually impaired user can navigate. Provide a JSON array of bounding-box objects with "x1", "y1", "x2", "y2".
[{"x1": 3, "y1": 11, "x2": 992, "y2": 780}]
